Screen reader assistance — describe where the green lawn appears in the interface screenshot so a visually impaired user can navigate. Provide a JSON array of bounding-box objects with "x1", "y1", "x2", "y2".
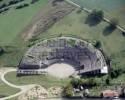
[
  {"x1": 5, "y1": 72, "x2": 71, "y2": 88},
  {"x1": 71, "y1": 0, "x2": 125, "y2": 27},
  {"x1": 0, "y1": 0, "x2": 48, "y2": 45},
  {"x1": 0, "y1": 0, "x2": 48, "y2": 67},
  {"x1": 0, "y1": 79, "x2": 20, "y2": 98}
]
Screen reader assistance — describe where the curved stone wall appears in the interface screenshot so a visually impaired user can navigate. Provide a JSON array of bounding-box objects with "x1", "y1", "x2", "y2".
[{"x1": 18, "y1": 37, "x2": 107, "y2": 75}]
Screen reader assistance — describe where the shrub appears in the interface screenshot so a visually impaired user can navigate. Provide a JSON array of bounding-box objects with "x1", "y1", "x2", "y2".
[
  {"x1": 71, "y1": 78, "x2": 82, "y2": 88},
  {"x1": 0, "y1": 7, "x2": 9, "y2": 14},
  {"x1": 94, "y1": 41, "x2": 101, "y2": 49},
  {"x1": 105, "y1": 77, "x2": 110, "y2": 85},
  {"x1": 71, "y1": 78, "x2": 97, "y2": 88},
  {"x1": 0, "y1": 3, "x2": 7, "y2": 9},
  {"x1": 8, "y1": 0, "x2": 24, "y2": 6},
  {"x1": 15, "y1": 3, "x2": 29, "y2": 9},
  {"x1": 110, "y1": 68, "x2": 123, "y2": 79},
  {"x1": 63, "y1": 84, "x2": 74, "y2": 97},
  {"x1": 31, "y1": 0, "x2": 39, "y2": 4}
]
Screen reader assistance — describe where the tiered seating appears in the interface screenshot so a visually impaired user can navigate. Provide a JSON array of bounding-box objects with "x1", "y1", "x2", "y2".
[{"x1": 18, "y1": 37, "x2": 106, "y2": 75}]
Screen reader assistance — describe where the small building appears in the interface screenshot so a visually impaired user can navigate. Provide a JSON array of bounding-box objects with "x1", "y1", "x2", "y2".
[{"x1": 101, "y1": 90, "x2": 119, "y2": 98}]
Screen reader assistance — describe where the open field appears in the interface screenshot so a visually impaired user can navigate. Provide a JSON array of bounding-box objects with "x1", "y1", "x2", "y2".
[
  {"x1": 0, "y1": 79, "x2": 20, "y2": 98},
  {"x1": 0, "y1": 0, "x2": 48, "y2": 67},
  {"x1": 0, "y1": 0, "x2": 48, "y2": 45},
  {"x1": 5, "y1": 72, "x2": 71, "y2": 88},
  {"x1": 71, "y1": 0, "x2": 125, "y2": 27}
]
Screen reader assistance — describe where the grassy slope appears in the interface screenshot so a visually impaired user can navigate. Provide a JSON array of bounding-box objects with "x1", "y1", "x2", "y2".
[
  {"x1": 0, "y1": 79, "x2": 20, "y2": 98},
  {"x1": 0, "y1": 0, "x2": 48, "y2": 45},
  {"x1": 5, "y1": 72, "x2": 70, "y2": 88}
]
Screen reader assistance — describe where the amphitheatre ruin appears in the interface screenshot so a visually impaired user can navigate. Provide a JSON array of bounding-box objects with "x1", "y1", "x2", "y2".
[{"x1": 17, "y1": 37, "x2": 108, "y2": 78}]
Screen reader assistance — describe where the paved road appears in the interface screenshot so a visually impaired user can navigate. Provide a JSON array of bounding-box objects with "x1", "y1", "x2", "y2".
[
  {"x1": 65, "y1": 0, "x2": 125, "y2": 32},
  {"x1": 0, "y1": 68, "x2": 36, "y2": 100}
]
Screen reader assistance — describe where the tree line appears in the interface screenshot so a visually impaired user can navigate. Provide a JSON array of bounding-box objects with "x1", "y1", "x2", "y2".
[{"x1": 0, "y1": 0, "x2": 39, "y2": 14}]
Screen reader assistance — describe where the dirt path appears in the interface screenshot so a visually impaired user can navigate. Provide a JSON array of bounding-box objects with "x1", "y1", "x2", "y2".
[
  {"x1": 21, "y1": 0, "x2": 75, "y2": 40},
  {"x1": 0, "y1": 68, "x2": 37, "y2": 100}
]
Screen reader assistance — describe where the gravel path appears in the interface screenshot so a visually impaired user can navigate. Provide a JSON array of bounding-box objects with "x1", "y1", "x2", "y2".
[{"x1": 0, "y1": 68, "x2": 36, "y2": 100}]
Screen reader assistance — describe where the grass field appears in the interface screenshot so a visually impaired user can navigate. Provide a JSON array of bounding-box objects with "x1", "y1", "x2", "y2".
[
  {"x1": 0, "y1": 0, "x2": 48, "y2": 67},
  {"x1": 71, "y1": 0, "x2": 125, "y2": 27},
  {"x1": 0, "y1": 79, "x2": 20, "y2": 98},
  {"x1": 0, "y1": 0, "x2": 48, "y2": 45},
  {"x1": 5, "y1": 72, "x2": 71, "y2": 88}
]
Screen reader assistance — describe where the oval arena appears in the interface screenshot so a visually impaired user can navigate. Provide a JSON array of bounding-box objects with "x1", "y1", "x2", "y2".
[{"x1": 17, "y1": 37, "x2": 108, "y2": 78}]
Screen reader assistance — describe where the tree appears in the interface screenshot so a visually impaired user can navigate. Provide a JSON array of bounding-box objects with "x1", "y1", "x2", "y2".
[
  {"x1": 90, "y1": 10, "x2": 104, "y2": 21},
  {"x1": 85, "y1": 9, "x2": 104, "y2": 26},
  {"x1": 71, "y1": 78, "x2": 81, "y2": 88},
  {"x1": 0, "y1": 3, "x2": 7, "y2": 9},
  {"x1": 109, "y1": 18, "x2": 119, "y2": 29},
  {"x1": 105, "y1": 77, "x2": 110, "y2": 85},
  {"x1": 0, "y1": 47, "x2": 4, "y2": 56},
  {"x1": 110, "y1": 68, "x2": 122, "y2": 79},
  {"x1": 15, "y1": 3, "x2": 29, "y2": 9},
  {"x1": 122, "y1": 31, "x2": 125, "y2": 37}
]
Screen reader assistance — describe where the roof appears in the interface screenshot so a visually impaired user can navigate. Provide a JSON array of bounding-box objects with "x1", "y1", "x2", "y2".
[{"x1": 101, "y1": 90, "x2": 119, "y2": 97}]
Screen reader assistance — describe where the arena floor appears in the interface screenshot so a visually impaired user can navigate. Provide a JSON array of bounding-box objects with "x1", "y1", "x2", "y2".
[{"x1": 47, "y1": 63, "x2": 76, "y2": 78}]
